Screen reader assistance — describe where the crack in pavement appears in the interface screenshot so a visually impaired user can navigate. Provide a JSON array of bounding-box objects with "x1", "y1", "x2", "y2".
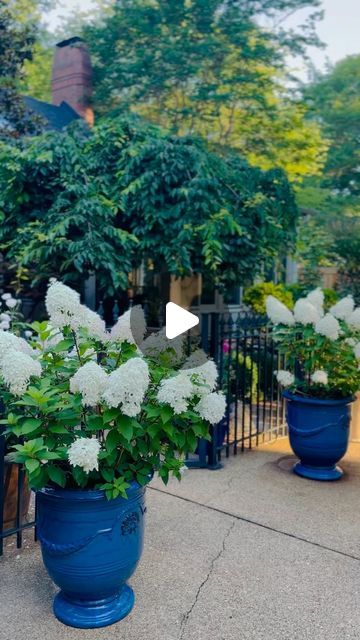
[
  {"x1": 178, "y1": 520, "x2": 236, "y2": 640},
  {"x1": 149, "y1": 486, "x2": 360, "y2": 562}
]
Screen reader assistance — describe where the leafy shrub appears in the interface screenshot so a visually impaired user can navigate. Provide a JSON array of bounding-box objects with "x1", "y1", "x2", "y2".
[
  {"x1": 244, "y1": 282, "x2": 293, "y2": 315},
  {"x1": 221, "y1": 344, "x2": 259, "y2": 401}
]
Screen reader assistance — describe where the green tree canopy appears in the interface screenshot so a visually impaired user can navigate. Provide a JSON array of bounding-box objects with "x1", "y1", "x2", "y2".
[
  {"x1": 0, "y1": 0, "x2": 37, "y2": 138},
  {"x1": 0, "y1": 116, "x2": 297, "y2": 297},
  {"x1": 304, "y1": 55, "x2": 360, "y2": 196},
  {"x1": 295, "y1": 55, "x2": 360, "y2": 294},
  {"x1": 82, "y1": 0, "x2": 326, "y2": 183}
]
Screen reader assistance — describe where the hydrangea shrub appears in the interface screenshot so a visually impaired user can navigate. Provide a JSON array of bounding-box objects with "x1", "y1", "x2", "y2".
[
  {"x1": 0, "y1": 281, "x2": 225, "y2": 498},
  {"x1": 266, "y1": 288, "x2": 360, "y2": 398}
]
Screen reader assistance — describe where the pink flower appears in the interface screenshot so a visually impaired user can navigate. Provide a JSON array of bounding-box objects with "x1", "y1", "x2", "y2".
[{"x1": 222, "y1": 340, "x2": 230, "y2": 354}]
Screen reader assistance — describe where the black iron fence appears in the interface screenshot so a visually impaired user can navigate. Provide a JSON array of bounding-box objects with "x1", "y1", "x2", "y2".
[
  {"x1": 0, "y1": 310, "x2": 286, "y2": 555},
  {"x1": 199, "y1": 312, "x2": 286, "y2": 460},
  {"x1": 0, "y1": 431, "x2": 37, "y2": 556}
]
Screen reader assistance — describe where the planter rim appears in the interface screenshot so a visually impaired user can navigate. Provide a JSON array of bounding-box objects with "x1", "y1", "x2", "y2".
[
  {"x1": 36, "y1": 479, "x2": 144, "y2": 501},
  {"x1": 283, "y1": 390, "x2": 355, "y2": 407}
]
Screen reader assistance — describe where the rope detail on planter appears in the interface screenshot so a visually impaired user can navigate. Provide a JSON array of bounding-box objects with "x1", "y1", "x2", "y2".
[
  {"x1": 38, "y1": 506, "x2": 146, "y2": 556},
  {"x1": 288, "y1": 414, "x2": 348, "y2": 439}
]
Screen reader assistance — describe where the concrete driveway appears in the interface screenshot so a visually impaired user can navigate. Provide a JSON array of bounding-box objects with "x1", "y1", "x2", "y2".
[{"x1": 1, "y1": 439, "x2": 359, "y2": 640}]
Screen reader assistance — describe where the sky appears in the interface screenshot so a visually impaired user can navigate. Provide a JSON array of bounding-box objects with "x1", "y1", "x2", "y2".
[{"x1": 45, "y1": 0, "x2": 360, "y2": 73}]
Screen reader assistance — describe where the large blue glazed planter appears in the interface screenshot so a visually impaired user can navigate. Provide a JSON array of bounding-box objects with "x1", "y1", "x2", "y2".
[
  {"x1": 36, "y1": 481, "x2": 146, "y2": 629},
  {"x1": 283, "y1": 391, "x2": 354, "y2": 481}
]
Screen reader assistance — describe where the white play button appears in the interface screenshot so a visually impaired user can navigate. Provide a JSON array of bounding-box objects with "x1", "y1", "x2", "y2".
[{"x1": 165, "y1": 302, "x2": 199, "y2": 339}]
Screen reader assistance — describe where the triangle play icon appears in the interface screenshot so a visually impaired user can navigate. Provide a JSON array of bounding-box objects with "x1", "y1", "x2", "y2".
[{"x1": 165, "y1": 302, "x2": 199, "y2": 339}]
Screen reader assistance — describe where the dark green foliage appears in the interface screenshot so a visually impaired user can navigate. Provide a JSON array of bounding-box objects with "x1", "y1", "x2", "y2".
[
  {"x1": 305, "y1": 55, "x2": 360, "y2": 197},
  {"x1": 297, "y1": 56, "x2": 360, "y2": 291},
  {"x1": 85, "y1": 0, "x2": 322, "y2": 120},
  {"x1": 0, "y1": 0, "x2": 41, "y2": 139},
  {"x1": 0, "y1": 116, "x2": 297, "y2": 296}
]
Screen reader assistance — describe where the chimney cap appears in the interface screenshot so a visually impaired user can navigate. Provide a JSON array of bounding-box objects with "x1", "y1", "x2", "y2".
[{"x1": 56, "y1": 37, "x2": 84, "y2": 48}]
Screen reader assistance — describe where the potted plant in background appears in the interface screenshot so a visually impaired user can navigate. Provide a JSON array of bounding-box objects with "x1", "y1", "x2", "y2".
[
  {"x1": 0, "y1": 281, "x2": 225, "y2": 629},
  {"x1": 266, "y1": 288, "x2": 360, "y2": 481}
]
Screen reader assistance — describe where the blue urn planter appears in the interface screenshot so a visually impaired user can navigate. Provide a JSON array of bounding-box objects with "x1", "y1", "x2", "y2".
[
  {"x1": 283, "y1": 391, "x2": 354, "y2": 481},
  {"x1": 36, "y1": 481, "x2": 146, "y2": 629}
]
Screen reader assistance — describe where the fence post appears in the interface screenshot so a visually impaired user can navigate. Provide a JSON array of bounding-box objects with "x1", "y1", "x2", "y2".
[{"x1": 0, "y1": 427, "x2": 5, "y2": 556}]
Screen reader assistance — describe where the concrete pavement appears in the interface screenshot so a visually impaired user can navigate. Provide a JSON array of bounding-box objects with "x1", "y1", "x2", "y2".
[{"x1": 1, "y1": 439, "x2": 359, "y2": 640}]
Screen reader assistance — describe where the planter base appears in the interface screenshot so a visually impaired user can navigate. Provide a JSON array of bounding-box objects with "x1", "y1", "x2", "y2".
[
  {"x1": 293, "y1": 461, "x2": 343, "y2": 482},
  {"x1": 53, "y1": 584, "x2": 135, "y2": 629}
]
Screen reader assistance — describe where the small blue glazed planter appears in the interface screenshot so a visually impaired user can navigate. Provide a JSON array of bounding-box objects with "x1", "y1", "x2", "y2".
[
  {"x1": 36, "y1": 481, "x2": 146, "y2": 629},
  {"x1": 283, "y1": 391, "x2": 354, "y2": 481}
]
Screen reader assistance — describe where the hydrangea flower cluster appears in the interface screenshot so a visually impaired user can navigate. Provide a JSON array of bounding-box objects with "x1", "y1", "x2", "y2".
[
  {"x1": 294, "y1": 299, "x2": 321, "y2": 325},
  {"x1": 0, "y1": 292, "x2": 22, "y2": 331},
  {"x1": 265, "y1": 296, "x2": 295, "y2": 326},
  {"x1": 1, "y1": 350, "x2": 41, "y2": 395},
  {"x1": 315, "y1": 313, "x2": 340, "y2": 341},
  {"x1": 266, "y1": 288, "x2": 360, "y2": 398},
  {"x1": 68, "y1": 438, "x2": 101, "y2": 474},
  {"x1": 70, "y1": 361, "x2": 108, "y2": 407},
  {"x1": 45, "y1": 280, "x2": 106, "y2": 341},
  {"x1": 110, "y1": 306, "x2": 146, "y2": 345},
  {"x1": 45, "y1": 280, "x2": 82, "y2": 331},
  {"x1": 156, "y1": 349, "x2": 223, "y2": 423},
  {"x1": 275, "y1": 370, "x2": 295, "y2": 387},
  {"x1": 157, "y1": 372, "x2": 194, "y2": 414},
  {"x1": 102, "y1": 357, "x2": 150, "y2": 416},
  {"x1": 311, "y1": 370, "x2": 328, "y2": 385},
  {"x1": 195, "y1": 392, "x2": 226, "y2": 425}
]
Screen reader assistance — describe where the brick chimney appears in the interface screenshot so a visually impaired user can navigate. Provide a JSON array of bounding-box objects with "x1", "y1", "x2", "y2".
[{"x1": 52, "y1": 37, "x2": 94, "y2": 126}]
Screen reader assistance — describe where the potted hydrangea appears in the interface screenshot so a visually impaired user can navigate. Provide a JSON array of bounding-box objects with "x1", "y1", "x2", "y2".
[
  {"x1": 0, "y1": 281, "x2": 225, "y2": 629},
  {"x1": 266, "y1": 289, "x2": 360, "y2": 481}
]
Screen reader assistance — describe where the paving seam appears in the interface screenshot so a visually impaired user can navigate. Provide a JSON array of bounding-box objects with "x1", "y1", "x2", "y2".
[{"x1": 148, "y1": 486, "x2": 360, "y2": 562}]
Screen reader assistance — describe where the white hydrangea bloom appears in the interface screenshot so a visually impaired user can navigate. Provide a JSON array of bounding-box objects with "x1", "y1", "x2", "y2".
[
  {"x1": 70, "y1": 361, "x2": 108, "y2": 407},
  {"x1": 0, "y1": 313, "x2": 11, "y2": 322},
  {"x1": 5, "y1": 298, "x2": 18, "y2": 309},
  {"x1": 157, "y1": 373, "x2": 194, "y2": 414},
  {"x1": 110, "y1": 306, "x2": 146, "y2": 345},
  {"x1": 311, "y1": 370, "x2": 328, "y2": 385},
  {"x1": 1, "y1": 293, "x2": 11, "y2": 300},
  {"x1": 294, "y1": 299, "x2": 321, "y2": 325},
  {"x1": 354, "y1": 343, "x2": 360, "y2": 360},
  {"x1": 194, "y1": 392, "x2": 226, "y2": 425},
  {"x1": 182, "y1": 350, "x2": 218, "y2": 395},
  {"x1": 0, "y1": 350, "x2": 42, "y2": 395},
  {"x1": 330, "y1": 296, "x2": 354, "y2": 321},
  {"x1": 266, "y1": 296, "x2": 295, "y2": 326},
  {"x1": 315, "y1": 313, "x2": 340, "y2": 340},
  {"x1": 0, "y1": 320, "x2": 10, "y2": 330},
  {"x1": 347, "y1": 308, "x2": 360, "y2": 330},
  {"x1": 306, "y1": 288, "x2": 324, "y2": 317},
  {"x1": 81, "y1": 307, "x2": 107, "y2": 341},
  {"x1": 275, "y1": 370, "x2": 295, "y2": 387},
  {"x1": 102, "y1": 357, "x2": 149, "y2": 416},
  {"x1": 68, "y1": 437, "x2": 101, "y2": 474},
  {"x1": 0, "y1": 330, "x2": 34, "y2": 362},
  {"x1": 45, "y1": 280, "x2": 82, "y2": 330},
  {"x1": 140, "y1": 328, "x2": 184, "y2": 364}
]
